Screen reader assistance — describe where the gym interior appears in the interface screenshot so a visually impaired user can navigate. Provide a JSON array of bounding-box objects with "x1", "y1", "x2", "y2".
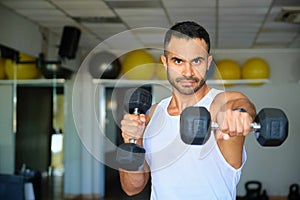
[{"x1": 0, "y1": 1, "x2": 299, "y2": 200}]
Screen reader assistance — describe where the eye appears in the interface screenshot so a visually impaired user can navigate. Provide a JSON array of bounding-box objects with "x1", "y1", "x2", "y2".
[
  {"x1": 172, "y1": 57, "x2": 183, "y2": 65},
  {"x1": 192, "y1": 57, "x2": 202, "y2": 65}
]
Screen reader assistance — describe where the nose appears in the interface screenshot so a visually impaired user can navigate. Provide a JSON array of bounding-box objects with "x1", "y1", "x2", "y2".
[{"x1": 182, "y1": 63, "x2": 194, "y2": 77}]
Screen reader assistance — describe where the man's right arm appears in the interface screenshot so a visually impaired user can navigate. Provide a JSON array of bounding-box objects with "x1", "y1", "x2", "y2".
[
  {"x1": 118, "y1": 104, "x2": 157, "y2": 196},
  {"x1": 119, "y1": 163, "x2": 150, "y2": 196}
]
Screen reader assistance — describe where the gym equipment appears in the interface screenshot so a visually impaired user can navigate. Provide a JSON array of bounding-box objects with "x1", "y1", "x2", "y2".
[
  {"x1": 155, "y1": 60, "x2": 167, "y2": 80},
  {"x1": 0, "y1": 57, "x2": 6, "y2": 79},
  {"x1": 244, "y1": 181, "x2": 262, "y2": 200},
  {"x1": 242, "y1": 181, "x2": 269, "y2": 200},
  {"x1": 288, "y1": 184, "x2": 300, "y2": 200},
  {"x1": 37, "y1": 53, "x2": 72, "y2": 79},
  {"x1": 213, "y1": 59, "x2": 241, "y2": 86},
  {"x1": 41, "y1": 63, "x2": 73, "y2": 79},
  {"x1": 242, "y1": 57, "x2": 270, "y2": 86},
  {"x1": 180, "y1": 106, "x2": 288, "y2": 146},
  {"x1": 88, "y1": 51, "x2": 121, "y2": 79},
  {"x1": 0, "y1": 174, "x2": 25, "y2": 200},
  {"x1": 5, "y1": 53, "x2": 40, "y2": 80},
  {"x1": 58, "y1": 26, "x2": 81, "y2": 59},
  {"x1": 260, "y1": 190, "x2": 269, "y2": 200},
  {"x1": 122, "y1": 50, "x2": 155, "y2": 80},
  {"x1": 116, "y1": 88, "x2": 152, "y2": 171}
]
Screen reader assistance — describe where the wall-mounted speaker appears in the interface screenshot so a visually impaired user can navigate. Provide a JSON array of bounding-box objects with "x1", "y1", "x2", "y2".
[{"x1": 58, "y1": 26, "x2": 81, "y2": 59}]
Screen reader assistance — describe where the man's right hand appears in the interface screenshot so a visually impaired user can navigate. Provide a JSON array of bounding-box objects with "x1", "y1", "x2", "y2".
[{"x1": 121, "y1": 113, "x2": 147, "y2": 143}]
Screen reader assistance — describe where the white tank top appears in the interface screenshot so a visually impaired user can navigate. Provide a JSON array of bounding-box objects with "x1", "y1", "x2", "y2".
[{"x1": 143, "y1": 88, "x2": 246, "y2": 200}]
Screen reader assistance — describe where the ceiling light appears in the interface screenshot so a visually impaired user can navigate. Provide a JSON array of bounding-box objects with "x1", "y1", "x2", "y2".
[
  {"x1": 105, "y1": 1, "x2": 162, "y2": 8},
  {"x1": 73, "y1": 16, "x2": 122, "y2": 23},
  {"x1": 275, "y1": 6, "x2": 300, "y2": 24}
]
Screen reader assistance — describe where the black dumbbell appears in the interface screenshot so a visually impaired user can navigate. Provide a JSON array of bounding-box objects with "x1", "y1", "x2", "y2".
[
  {"x1": 288, "y1": 184, "x2": 300, "y2": 200},
  {"x1": 180, "y1": 106, "x2": 288, "y2": 146},
  {"x1": 116, "y1": 88, "x2": 152, "y2": 171},
  {"x1": 244, "y1": 181, "x2": 262, "y2": 200}
]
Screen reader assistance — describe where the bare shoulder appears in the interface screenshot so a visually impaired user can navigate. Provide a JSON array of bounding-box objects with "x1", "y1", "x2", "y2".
[
  {"x1": 146, "y1": 103, "x2": 158, "y2": 125},
  {"x1": 214, "y1": 91, "x2": 248, "y2": 102},
  {"x1": 211, "y1": 91, "x2": 248, "y2": 110},
  {"x1": 211, "y1": 90, "x2": 256, "y2": 119},
  {"x1": 149, "y1": 103, "x2": 158, "y2": 117}
]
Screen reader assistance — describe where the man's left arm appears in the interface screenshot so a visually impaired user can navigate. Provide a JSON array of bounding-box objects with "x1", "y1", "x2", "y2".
[{"x1": 210, "y1": 91, "x2": 256, "y2": 169}]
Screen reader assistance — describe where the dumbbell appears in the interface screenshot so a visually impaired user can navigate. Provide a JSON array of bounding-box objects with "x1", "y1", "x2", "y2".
[
  {"x1": 288, "y1": 184, "x2": 300, "y2": 200},
  {"x1": 116, "y1": 88, "x2": 152, "y2": 171},
  {"x1": 180, "y1": 106, "x2": 288, "y2": 146},
  {"x1": 244, "y1": 181, "x2": 262, "y2": 199}
]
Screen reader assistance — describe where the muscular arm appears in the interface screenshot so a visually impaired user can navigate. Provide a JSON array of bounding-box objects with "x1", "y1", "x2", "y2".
[
  {"x1": 210, "y1": 92, "x2": 256, "y2": 169},
  {"x1": 119, "y1": 163, "x2": 150, "y2": 196},
  {"x1": 119, "y1": 104, "x2": 158, "y2": 196}
]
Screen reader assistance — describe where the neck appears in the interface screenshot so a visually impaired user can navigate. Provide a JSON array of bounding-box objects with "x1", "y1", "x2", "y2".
[{"x1": 168, "y1": 84, "x2": 211, "y2": 116}]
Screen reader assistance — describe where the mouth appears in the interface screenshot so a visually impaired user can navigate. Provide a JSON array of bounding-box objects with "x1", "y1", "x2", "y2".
[
  {"x1": 180, "y1": 80, "x2": 195, "y2": 87},
  {"x1": 176, "y1": 77, "x2": 199, "y2": 86}
]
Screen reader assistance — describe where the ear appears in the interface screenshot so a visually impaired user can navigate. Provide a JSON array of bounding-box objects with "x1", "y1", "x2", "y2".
[
  {"x1": 207, "y1": 54, "x2": 213, "y2": 71},
  {"x1": 160, "y1": 54, "x2": 167, "y2": 70}
]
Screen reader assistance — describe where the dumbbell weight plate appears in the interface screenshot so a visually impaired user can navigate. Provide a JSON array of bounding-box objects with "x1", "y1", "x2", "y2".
[
  {"x1": 255, "y1": 108, "x2": 288, "y2": 146},
  {"x1": 180, "y1": 106, "x2": 211, "y2": 145},
  {"x1": 116, "y1": 143, "x2": 146, "y2": 171}
]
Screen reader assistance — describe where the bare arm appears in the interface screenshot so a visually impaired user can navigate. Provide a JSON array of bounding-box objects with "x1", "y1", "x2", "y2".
[
  {"x1": 210, "y1": 92, "x2": 256, "y2": 169},
  {"x1": 119, "y1": 104, "x2": 157, "y2": 196},
  {"x1": 119, "y1": 163, "x2": 150, "y2": 196}
]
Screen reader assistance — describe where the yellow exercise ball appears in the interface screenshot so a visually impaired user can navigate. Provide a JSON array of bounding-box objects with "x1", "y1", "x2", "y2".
[
  {"x1": 242, "y1": 57, "x2": 270, "y2": 86},
  {"x1": 213, "y1": 59, "x2": 241, "y2": 86},
  {"x1": 5, "y1": 52, "x2": 40, "y2": 80},
  {"x1": 155, "y1": 60, "x2": 167, "y2": 80},
  {"x1": 0, "y1": 57, "x2": 6, "y2": 79},
  {"x1": 122, "y1": 50, "x2": 155, "y2": 80}
]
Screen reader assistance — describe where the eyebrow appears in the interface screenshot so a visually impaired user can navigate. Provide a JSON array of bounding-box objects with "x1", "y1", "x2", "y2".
[
  {"x1": 170, "y1": 56, "x2": 205, "y2": 63},
  {"x1": 171, "y1": 56, "x2": 183, "y2": 62}
]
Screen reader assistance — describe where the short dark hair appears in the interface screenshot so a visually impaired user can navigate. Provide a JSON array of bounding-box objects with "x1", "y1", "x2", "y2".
[{"x1": 164, "y1": 21, "x2": 211, "y2": 53}]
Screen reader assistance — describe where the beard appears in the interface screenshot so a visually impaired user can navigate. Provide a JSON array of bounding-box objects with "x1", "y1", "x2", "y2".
[{"x1": 167, "y1": 70, "x2": 206, "y2": 95}]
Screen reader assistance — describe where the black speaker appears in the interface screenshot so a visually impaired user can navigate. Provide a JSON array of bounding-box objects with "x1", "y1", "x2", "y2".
[{"x1": 58, "y1": 26, "x2": 81, "y2": 59}]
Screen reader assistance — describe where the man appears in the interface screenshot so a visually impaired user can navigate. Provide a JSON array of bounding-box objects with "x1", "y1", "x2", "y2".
[{"x1": 119, "y1": 21, "x2": 256, "y2": 199}]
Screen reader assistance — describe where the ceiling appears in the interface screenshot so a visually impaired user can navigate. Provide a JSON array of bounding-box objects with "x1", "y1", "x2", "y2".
[{"x1": 1, "y1": 0, "x2": 300, "y2": 53}]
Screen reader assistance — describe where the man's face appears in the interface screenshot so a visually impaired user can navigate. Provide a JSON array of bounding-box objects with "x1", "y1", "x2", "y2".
[{"x1": 161, "y1": 37, "x2": 212, "y2": 95}]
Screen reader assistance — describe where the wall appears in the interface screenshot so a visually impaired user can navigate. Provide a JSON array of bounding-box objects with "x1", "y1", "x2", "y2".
[
  {"x1": 0, "y1": 5, "x2": 42, "y2": 56},
  {"x1": 0, "y1": 4, "x2": 89, "y2": 197},
  {"x1": 64, "y1": 73, "x2": 104, "y2": 198},
  {"x1": 211, "y1": 48, "x2": 300, "y2": 82},
  {"x1": 0, "y1": 4, "x2": 80, "y2": 71},
  {"x1": 0, "y1": 85, "x2": 14, "y2": 174}
]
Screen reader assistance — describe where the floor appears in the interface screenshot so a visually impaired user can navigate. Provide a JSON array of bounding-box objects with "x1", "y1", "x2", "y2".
[
  {"x1": 41, "y1": 175, "x2": 64, "y2": 200},
  {"x1": 40, "y1": 173, "x2": 285, "y2": 200},
  {"x1": 41, "y1": 172, "x2": 151, "y2": 200},
  {"x1": 39, "y1": 150, "x2": 150, "y2": 200}
]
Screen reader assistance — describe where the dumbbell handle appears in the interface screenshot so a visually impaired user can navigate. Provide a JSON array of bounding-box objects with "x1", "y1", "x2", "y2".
[
  {"x1": 211, "y1": 121, "x2": 261, "y2": 137},
  {"x1": 211, "y1": 121, "x2": 261, "y2": 130},
  {"x1": 128, "y1": 107, "x2": 140, "y2": 144},
  {"x1": 210, "y1": 108, "x2": 261, "y2": 132}
]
